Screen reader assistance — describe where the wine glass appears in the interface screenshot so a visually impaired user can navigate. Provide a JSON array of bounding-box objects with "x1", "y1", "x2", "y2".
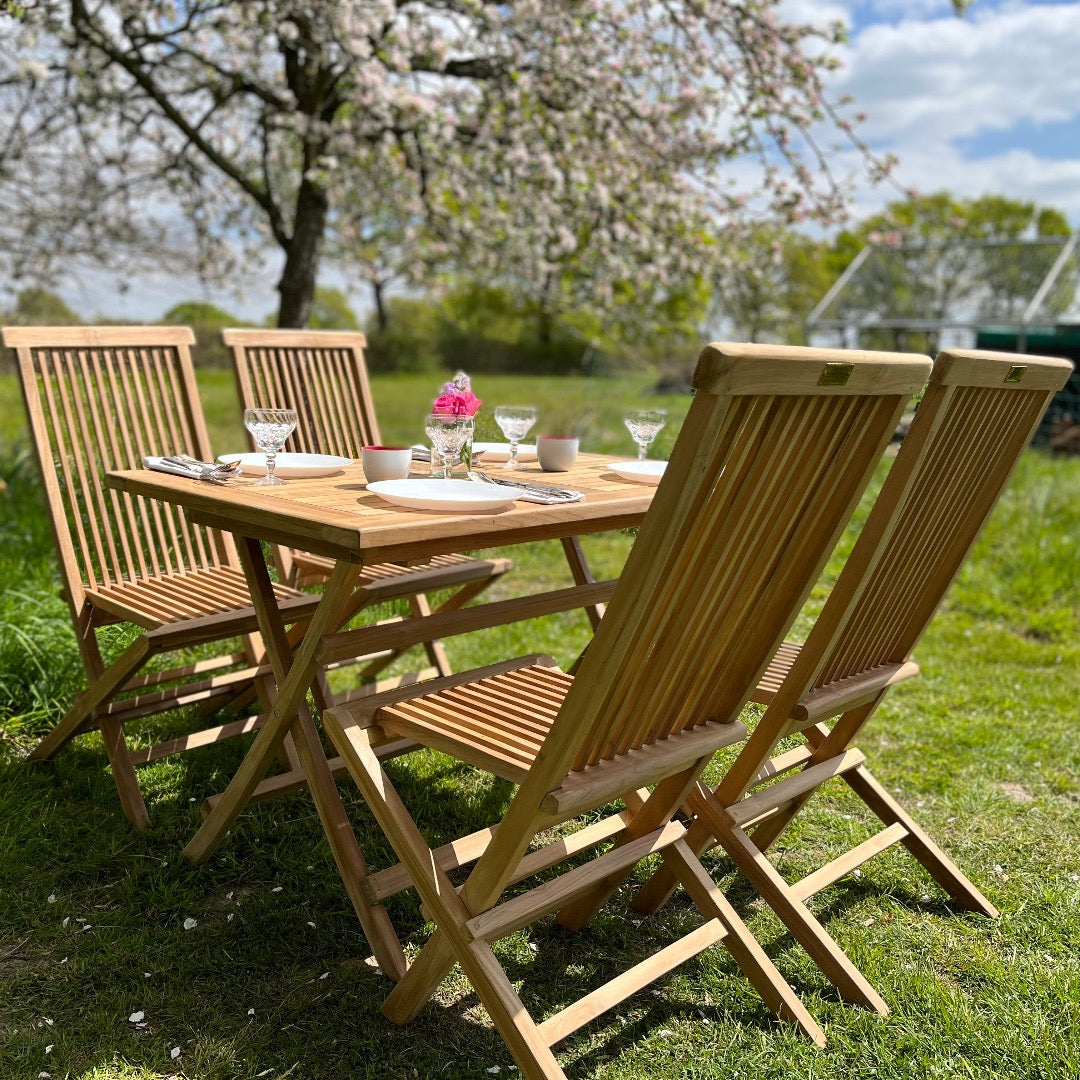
[
  {"x1": 624, "y1": 408, "x2": 667, "y2": 461},
  {"x1": 425, "y1": 414, "x2": 474, "y2": 479},
  {"x1": 494, "y1": 405, "x2": 538, "y2": 470},
  {"x1": 243, "y1": 407, "x2": 297, "y2": 486}
]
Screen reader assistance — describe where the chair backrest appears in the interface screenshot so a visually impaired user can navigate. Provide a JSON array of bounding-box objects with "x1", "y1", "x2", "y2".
[
  {"x1": 3, "y1": 325, "x2": 231, "y2": 616},
  {"x1": 519, "y1": 343, "x2": 932, "y2": 804},
  {"x1": 762, "y1": 347, "x2": 1073, "y2": 729},
  {"x1": 224, "y1": 329, "x2": 380, "y2": 456}
]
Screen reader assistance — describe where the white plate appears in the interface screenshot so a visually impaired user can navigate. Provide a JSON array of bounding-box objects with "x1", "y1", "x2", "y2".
[
  {"x1": 608, "y1": 460, "x2": 667, "y2": 486},
  {"x1": 472, "y1": 441, "x2": 537, "y2": 463},
  {"x1": 367, "y1": 479, "x2": 518, "y2": 512},
  {"x1": 218, "y1": 452, "x2": 352, "y2": 478}
]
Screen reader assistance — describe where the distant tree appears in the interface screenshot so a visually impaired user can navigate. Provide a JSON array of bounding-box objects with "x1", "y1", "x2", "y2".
[
  {"x1": 3, "y1": 3, "x2": 901, "y2": 331},
  {"x1": 5, "y1": 286, "x2": 78, "y2": 324},
  {"x1": 307, "y1": 287, "x2": 360, "y2": 332},
  {"x1": 710, "y1": 226, "x2": 831, "y2": 343},
  {"x1": 823, "y1": 192, "x2": 1076, "y2": 350},
  {"x1": 162, "y1": 301, "x2": 239, "y2": 328}
]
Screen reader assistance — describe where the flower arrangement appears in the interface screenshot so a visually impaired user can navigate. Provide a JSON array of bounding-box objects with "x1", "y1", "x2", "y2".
[
  {"x1": 429, "y1": 371, "x2": 480, "y2": 475},
  {"x1": 432, "y1": 371, "x2": 482, "y2": 416}
]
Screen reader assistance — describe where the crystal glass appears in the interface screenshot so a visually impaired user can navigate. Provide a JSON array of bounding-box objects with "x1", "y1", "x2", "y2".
[
  {"x1": 624, "y1": 408, "x2": 667, "y2": 461},
  {"x1": 494, "y1": 405, "x2": 538, "y2": 470},
  {"x1": 243, "y1": 407, "x2": 297, "y2": 486},
  {"x1": 425, "y1": 414, "x2": 474, "y2": 479}
]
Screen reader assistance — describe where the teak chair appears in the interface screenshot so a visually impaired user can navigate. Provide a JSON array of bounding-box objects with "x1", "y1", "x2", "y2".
[
  {"x1": 3, "y1": 325, "x2": 321, "y2": 829},
  {"x1": 633, "y1": 347, "x2": 1073, "y2": 1015},
  {"x1": 224, "y1": 328, "x2": 511, "y2": 686},
  {"x1": 321, "y1": 343, "x2": 932, "y2": 1077}
]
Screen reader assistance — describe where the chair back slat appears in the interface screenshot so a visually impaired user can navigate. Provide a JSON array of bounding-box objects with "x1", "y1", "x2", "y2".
[
  {"x1": 5, "y1": 326, "x2": 228, "y2": 603},
  {"x1": 804, "y1": 351, "x2": 1072, "y2": 695},
  {"x1": 517, "y1": 344, "x2": 932, "y2": 794},
  {"x1": 224, "y1": 329, "x2": 380, "y2": 456}
]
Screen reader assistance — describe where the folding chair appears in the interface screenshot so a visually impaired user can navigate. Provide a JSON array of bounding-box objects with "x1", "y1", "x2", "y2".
[
  {"x1": 633, "y1": 347, "x2": 1073, "y2": 1015},
  {"x1": 3, "y1": 325, "x2": 321, "y2": 830},
  {"x1": 321, "y1": 342, "x2": 931, "y2": 1076},
  {"x1": 224, "y1": 328, "x2": 511, "y2": 687}
]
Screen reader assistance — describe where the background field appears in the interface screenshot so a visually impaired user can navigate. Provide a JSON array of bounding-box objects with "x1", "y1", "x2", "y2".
[{"x1": 0, "y1": 369, "x2": 1078, "y2": 1080}]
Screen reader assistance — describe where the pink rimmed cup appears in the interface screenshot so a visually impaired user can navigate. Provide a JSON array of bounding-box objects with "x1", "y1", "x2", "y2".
[
  {"x1": 361, "y1": 445, "x2": 412, "y2": 483},
  {"x1": 536, "y1": 434, "x2": 580, "y2": 472}
]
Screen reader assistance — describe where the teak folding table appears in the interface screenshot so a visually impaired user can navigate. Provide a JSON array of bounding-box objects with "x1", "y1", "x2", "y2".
[{"x1": 107, "y1": 453, "x2": 653, "y2": 978}]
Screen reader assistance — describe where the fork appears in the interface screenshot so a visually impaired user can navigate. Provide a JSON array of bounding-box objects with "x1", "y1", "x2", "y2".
[
  {"x1": 468, "y1": 469, "x2": 579, "y2": 499},
  {"x1": 162, "y1": 455, "x2": 242, "y2": 481}
]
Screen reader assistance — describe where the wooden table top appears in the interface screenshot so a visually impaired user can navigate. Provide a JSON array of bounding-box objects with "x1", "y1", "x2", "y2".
[{"x1": 107, "y1": 453, "x2": 654, "y2": 566}]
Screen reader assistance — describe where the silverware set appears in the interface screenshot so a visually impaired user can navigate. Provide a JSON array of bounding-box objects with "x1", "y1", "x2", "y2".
[
  {"x1": 467, "y1": 469, "x2": 584, "y2": 503},
  {"x1": 159, "y1": 455, "x2": 242, "y2": 483}
]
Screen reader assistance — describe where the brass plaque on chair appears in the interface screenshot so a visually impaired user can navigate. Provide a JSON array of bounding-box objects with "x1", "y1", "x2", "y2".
[
  {"x1": 818, "y1": 362, "x2": 854, "y2": 386},
  {"x1": 1004, "y1": 366, "x2": 1027, "y2": 384}
]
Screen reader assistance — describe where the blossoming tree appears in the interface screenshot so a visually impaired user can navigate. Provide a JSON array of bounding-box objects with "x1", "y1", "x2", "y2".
[{"x1": 2, "y1": 1, "x2": 910, "y2": 328}]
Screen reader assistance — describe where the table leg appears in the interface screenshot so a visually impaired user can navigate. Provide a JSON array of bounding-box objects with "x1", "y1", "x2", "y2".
[
  {"x1": 184, "y1": 545, "x2": 357, "y2": 864},
  {"x1": 184, "y1": 540, "x2": 408, "y2": 979},
  {"x1": 561, "y1": 535, "x2": 605, "y2": 631}
]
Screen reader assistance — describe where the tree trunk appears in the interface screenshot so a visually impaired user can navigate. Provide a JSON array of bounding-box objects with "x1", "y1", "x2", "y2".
[
  {"x1": 372, "y1": 276, "x2": 388, "y2": 331},
  {"x1": 276, "y1": 178, "x2": 329, "y2": 328},
  {"x1": 536, "y1": 271, "x2": 556, "y2": 345}
]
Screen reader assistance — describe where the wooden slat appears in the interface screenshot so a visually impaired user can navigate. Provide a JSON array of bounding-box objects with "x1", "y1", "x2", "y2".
[
  {"x1": 465, "y1": 822, "x2": 688, "y2": 943},
  {"x1": 365, "y1": 808, "x2": 637, "y2": 904},
  {"x1": 789, "y1": 823, "x2": 909, "y2": 903},
  {"x1": 318, "y1": 580, "x2": 618, "y2": 666},
  {"x1": 536, "y1": 920, "x2": 728, "y2": 1047},
  {"x1": 726, "y1": 748, "x2": 868, "y2": 829}
]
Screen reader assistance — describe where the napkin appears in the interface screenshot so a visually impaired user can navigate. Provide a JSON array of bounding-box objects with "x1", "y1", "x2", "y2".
[
  {"x1": 144, "y1": 455, "x2": 213, "y2": 478},
  {"x1": 142, "y1": 455, "x2": 238, "y2": 481}
]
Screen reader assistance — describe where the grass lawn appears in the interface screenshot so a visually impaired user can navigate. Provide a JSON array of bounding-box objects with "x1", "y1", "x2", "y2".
[{"x1": 0, "y1": 368, "x2": 1078, "y2": 1080}]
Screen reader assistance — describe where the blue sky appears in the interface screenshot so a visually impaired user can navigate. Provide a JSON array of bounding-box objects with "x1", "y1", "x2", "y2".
[
  {"x1": 61, "y1": 0, "x2": 1080, "y2": 322},
  {"x1": 812, "y1": 0, "x2": 1080, "y2": 222}
]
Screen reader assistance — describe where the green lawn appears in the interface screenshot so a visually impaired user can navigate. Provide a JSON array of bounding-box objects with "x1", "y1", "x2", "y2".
[{"x1": 0, "y1": 370, "x2": 1078, "y2": 1080}]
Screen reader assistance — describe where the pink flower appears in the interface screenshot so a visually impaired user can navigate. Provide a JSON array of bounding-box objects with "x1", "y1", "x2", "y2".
[
  {"x1": 432, "y1": 390, "x2": 482, "y2": 415},
  {"x1": 432, "y1": 371, "x2": 482, "y2": 416}
]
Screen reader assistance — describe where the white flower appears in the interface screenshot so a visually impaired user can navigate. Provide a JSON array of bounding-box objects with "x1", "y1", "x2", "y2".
[
  {"x1": 183, "y1": 917, "x2": 198, "y2": 930},
  {"x1": 128, "y1": 1011, "x2": 145, "y2": 1023},
  {"x1": 171, "y1": 1047, "x2": 182, "y2": 1060}
]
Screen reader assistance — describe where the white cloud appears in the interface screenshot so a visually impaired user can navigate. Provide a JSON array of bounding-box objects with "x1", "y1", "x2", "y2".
[
  {"x1": 833, "y1": 3, "x2": 1080, "y2": 144},
  {"x1": 807, "y1": 2, "x2": 1080, "y2": 225}
]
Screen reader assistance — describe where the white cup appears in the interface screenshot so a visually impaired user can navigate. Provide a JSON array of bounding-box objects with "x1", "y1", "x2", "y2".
[
  {"x1": 362, "y1": 445, "x2": 412, "y2": 483},
  {"x1": 536, "y1": 435, "x2": 579, "y2": 472}
]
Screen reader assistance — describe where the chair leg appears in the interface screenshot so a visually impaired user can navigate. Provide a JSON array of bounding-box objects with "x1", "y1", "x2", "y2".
[
  {"x1": 98, "y1": 714, "x2": 150, "y2": 830},
  {"x1": 749, "y1": 710, "x2": 998, "y2": 918},
  {"x1": 556, "y1": 765, "x2": 705, "y2": 932},
  {"x1": 333, "y1": 725, "x2": 566, "y2": 1077},
  {"x1": 694, "y1": 798, "x2": 889, "y2": 1015},
  {"x1": 410, "y1": 593, "x2": 453, "y2": 677},
  {"x1": 664, "y1": 838, "x2": 826, "y2": 1045},
  {"x1": 29, "y1": 637, "x2": 152, "y2": 762},
  {"x1": 843, "y1": 764, "x2": 999, "y2": 917}
]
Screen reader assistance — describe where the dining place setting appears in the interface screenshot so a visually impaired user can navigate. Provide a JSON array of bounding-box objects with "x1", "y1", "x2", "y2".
[{"x1": 146, "y1": 387, "x2": 673, "y2": 512}]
